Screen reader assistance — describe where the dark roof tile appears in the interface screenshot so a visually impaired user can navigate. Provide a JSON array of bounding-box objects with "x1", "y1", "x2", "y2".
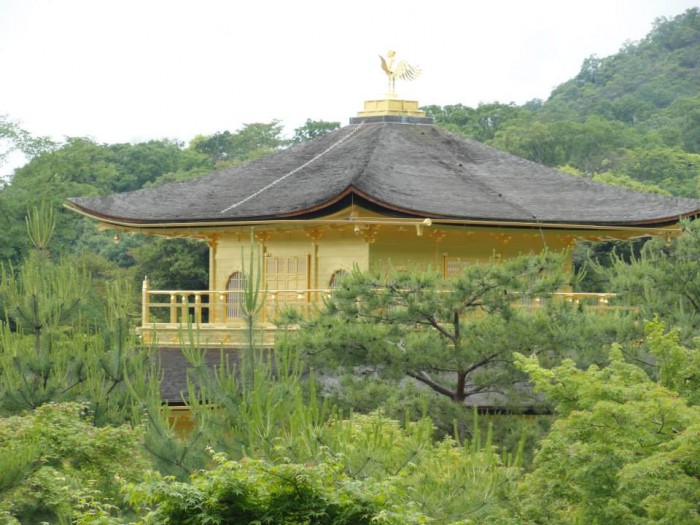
[{"x1": 68, "y1": 123, "x2": 700, "y2": 226}]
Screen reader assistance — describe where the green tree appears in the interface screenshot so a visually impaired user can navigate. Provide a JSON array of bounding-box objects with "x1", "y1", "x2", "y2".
[
  {"x1": 674, "y1": 95, "x2": 700, "y2": 153},
  {"x1": 514, "y1": 321, "x2": 700, "y2": 524},
  {"x1": 120, "y1": 452, "x2": 427, "y2": 525},
  {"x1": 618, "y1": 147, "x2": 700, "y2": 197},
  {"x1": 546, "y1": 8, "x2": 700, "y2": 124},
  {"x1": 0, "y1": 204, "x2": 90, "y2": 409},
  {"x1": 105, "y1": 408, "x2": 521, "y2": 524},
  {"x1": 558, "y1": 116, "x2": 637, "y2": 173},
  {"x1": 0, "y1": 114, "x2": 55, "y2": 170},
  {"x1": 488, "y1": 116, "x2": 635, "y2": 173},
  {"x1": 0, "y1": 138, "x2": 108, "y2": 265},
  {"x1": 108, "y1": 139, "x2": 212, "y2": 192},
  {"x1": 604, "y1": 219, "x2": 700, "y2": 341},
  {"x1": 10, "y1": 137, "x2": 118, "y2": 191},
  {"x1": 293, "y1": 253, "x2": 576, "y2": 403},
  {"x1": 0, "y1": 136, "x2": 213, "y2": 268},
  {"x1": 0, "y1": 204, "x2": 159, "y2": 424},
  {"x1": 292, "y1": 119, "x2": 341, "y2": 143},
  {"x1": 0, "y1": 403, "x2": 148, "y2": 524},
  {"x1": 191, "y1": 121, "x2": 286, "y2": 167},
  {"x1": 129, "y1": 237, "x2": 208, "y2": 290},
  {"x1": 300, "y1": 411, "x2": 521, "y2": 523},
  {"x1": 489, "y1": 120, "x2": 566, "y2": 166},
  {"x1": 424, "y1": 103, "x2": 528, "y2": 142},
  {"x1": 590, "y1": 171, "x2": 671, "y2": 195}
]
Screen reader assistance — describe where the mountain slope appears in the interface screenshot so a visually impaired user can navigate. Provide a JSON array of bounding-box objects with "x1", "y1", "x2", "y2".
[{"x1": 545, "y1": 8, "x2": 700, "y2": 131}]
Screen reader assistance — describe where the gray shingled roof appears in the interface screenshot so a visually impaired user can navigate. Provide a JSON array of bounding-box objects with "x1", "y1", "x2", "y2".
[{"x1": 68, "y1": 122, "x2": 700, "y2": 226}]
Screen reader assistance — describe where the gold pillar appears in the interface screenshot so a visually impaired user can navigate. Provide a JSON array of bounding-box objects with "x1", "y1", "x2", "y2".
[
  {"x1": 430, "y1": 230, "x2": 446, "y2": 270},
  {"x1": 255, "y1": 231, "x2": 272, "y2": 323},
  {"x1": 305, "y1": 228, "x2": 323, "y2": 306},
  {"x1": 141, "y1": 276, "x2": 150, "y2": 326},
  {"x1": 207, "y1": 235, "x2": 219, "y2": 323}
]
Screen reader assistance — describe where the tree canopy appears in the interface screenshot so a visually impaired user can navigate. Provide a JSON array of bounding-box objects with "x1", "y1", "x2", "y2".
[{"x1": 514, "y1": 320, "x2": 700, "y2": 524}]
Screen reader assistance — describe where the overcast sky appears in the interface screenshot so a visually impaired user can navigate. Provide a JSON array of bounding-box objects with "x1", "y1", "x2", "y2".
[{"x1": 1, "y1": 0, "x2": 698, "y2": 152}]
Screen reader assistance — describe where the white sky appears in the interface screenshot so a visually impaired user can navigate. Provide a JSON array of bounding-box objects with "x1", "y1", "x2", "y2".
[{"x1": 1, "y1": 0, "x2": 698, "y2": 152}]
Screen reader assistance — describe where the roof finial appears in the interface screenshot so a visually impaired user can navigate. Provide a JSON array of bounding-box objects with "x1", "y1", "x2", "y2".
[{"x1": 379, "y1": 50, "x2": 421, "y2": 97}]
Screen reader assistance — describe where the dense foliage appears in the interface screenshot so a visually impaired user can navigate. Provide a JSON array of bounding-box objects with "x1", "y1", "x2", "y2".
[
  {"x1": 514, "y1": 321, "x2": 700, "y2": 524},
  {"x1": 0, "y1": 403, "x2": 148, "y2": 524},
  {"x1": 123, "y1": 453, "x2": 428, "y2": 525},
  {"x1": 293, "y1": 252, "x2": 606, "y2": 403}
]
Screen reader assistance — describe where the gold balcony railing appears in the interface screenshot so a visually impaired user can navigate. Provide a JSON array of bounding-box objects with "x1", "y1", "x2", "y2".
[
  {"x1": 139, "y1": 278, "x2": 621, "y2": 347},
  {"x1": 140, "y1": 288, "x2": 333, "y2": 327},
  {"x1": 139, "y1": 281, "x2": 333, "y2": 346},
  {"x1": 141, "y1": 289, "x2": 330, "y2": 326},
  {"x1": 141, "y1": 290, "x2": 620, "y2": 326},
  {"x1": 523, "y1": 292, "x2": 620, "y2": 310}
]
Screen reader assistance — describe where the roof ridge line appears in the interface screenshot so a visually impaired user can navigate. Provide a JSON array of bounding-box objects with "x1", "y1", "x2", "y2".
[
  {"x1": 219, "y1": 122, "x2": 365, "y2": 214},
  {"x1": 350, "y1": 122, "x2": 388, "y2": 188}
]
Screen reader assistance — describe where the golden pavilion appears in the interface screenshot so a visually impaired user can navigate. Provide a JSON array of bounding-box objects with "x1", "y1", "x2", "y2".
[{"x1": 66, "y1": 67, "x2": 700, "y2": 352}]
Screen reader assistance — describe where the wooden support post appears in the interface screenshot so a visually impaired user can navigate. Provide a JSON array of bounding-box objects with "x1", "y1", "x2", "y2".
[
  {"x1": 195, "y1": 293, "x2": 202, "y2": 325},
  {"x1": 142, "y1": 276, "x2": 150, "y2": 326},
  {"x1": 218, "y1": 293, "x2": 226, "y2": 324},
  {"x1": 208, "y1": 235, "x2": 219, "y2": 324},
  {"x1": 210, "y1": 293, "x2": 217, "y2": 324},
  {"x1": 170, "y1": 294, "x2": 177, "y2": 324},
  {"x1": 306, "y1": 253, "x2": 312, "y2": 307},
  {"x1": 181, "y1": 295, "x2": 188, "y2": 324}
]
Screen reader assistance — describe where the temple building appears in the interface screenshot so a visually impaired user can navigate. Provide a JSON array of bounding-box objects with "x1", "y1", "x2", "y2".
[{"x1": 66, "y1": 89, "x2": 700, "y2": 348}]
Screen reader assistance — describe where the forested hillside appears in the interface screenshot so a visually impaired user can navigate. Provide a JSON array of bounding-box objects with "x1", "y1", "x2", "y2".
[
  {"x1": 548, "y1": 8, "x2": 700, "y2": 132},
  {"x1": 426, "y1": 8, "x2": 700, "y2": 198}
]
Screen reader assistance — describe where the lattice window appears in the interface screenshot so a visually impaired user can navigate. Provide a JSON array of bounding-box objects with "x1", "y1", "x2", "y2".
[
  {"x1": 226, "y1": 271, "x2": 247, "y2": 319},
  {"x1": 329, "y1": 269, "x2": 349, "y2": 289},
  {"x1": 443, "y1": 256, "x2": 490, "y2": 278},
  {"x1": 265, "y1": 256, "x2": 309, "y2": 318}
]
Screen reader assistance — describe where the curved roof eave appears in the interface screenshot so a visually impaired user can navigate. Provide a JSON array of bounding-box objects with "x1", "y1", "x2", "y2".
[
  {"x1": 66, "y1": 122, "x2": 700, "y2": 231},
  {"x1": 64, "y1": 189, "x2": 693, "y2": 236}
]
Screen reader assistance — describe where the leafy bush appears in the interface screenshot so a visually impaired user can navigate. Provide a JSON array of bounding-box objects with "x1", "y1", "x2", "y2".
[
  {"x1": 0, "y1": 403, "x2": 148, "y2": 524},
  {"x1": 121, "y1": 452, "x2": 428, "y2": 525},
  {"x1": 514, "y1": 324, "x2": 700, "y2": 524}
]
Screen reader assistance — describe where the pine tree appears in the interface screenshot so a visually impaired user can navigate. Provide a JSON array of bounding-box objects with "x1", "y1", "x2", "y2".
[{"x1": 0, "y1": 203, "x2": 160, "y2": 424}]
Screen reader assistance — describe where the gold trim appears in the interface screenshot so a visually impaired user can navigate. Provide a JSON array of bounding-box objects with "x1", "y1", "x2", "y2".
[
  {"x1": 357, "y1": 99, "x2": 426, "y2": 118},
  {"x1": 65, "y1": 202, "x2": 682, "y2": 239}
]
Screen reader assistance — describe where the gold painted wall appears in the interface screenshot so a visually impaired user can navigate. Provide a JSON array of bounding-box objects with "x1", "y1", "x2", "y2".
[
  {"x1": 213, "y1": 228, "x2": 370, "y2": 293},
  {"x1": 316, "y1": 229, "x2": 370, "y2": 288},
  {"x1": 202, "y1": 206, "x2": 630, "y2": 312},
  {"x1": 140, "y1": 204, "x2": 658, "y2": 299},
  {"x1": 212, "y1": 222, "x2": 577, "y2": 294},
  {"x1": 367, "y1": 225, "x2": 576, "y2": 275}
]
